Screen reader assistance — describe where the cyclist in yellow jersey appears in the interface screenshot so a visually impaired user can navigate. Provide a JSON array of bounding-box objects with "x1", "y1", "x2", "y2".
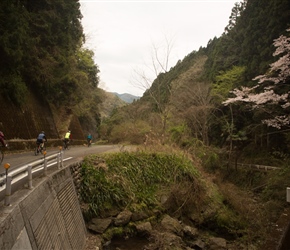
[
  {"x1": 65, "y1": 130, "x2": 71, "y2": 140},
  {"x1": 63, "y1": 130, "x2": 71, "y2": 149}
]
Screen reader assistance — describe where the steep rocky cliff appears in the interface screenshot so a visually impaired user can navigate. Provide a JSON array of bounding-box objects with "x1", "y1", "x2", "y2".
[{"x1": 0, "y1": 91, "x2": 85, "y2": 149}]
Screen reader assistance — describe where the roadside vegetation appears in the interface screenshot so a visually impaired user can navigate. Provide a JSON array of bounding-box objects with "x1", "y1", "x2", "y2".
[{"x1": 79, "y1": 144, "x2": 290, "y2": 248}]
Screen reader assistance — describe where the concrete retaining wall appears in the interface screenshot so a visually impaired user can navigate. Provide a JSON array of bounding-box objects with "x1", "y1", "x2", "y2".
[{"x1": 0, "y1": 163, "x2": 87, "y2": 250}]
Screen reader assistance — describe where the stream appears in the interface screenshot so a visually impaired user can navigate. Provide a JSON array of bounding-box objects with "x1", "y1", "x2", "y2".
[{"x1": 104, "y1": 236, "x2": 149, "y2": 250}]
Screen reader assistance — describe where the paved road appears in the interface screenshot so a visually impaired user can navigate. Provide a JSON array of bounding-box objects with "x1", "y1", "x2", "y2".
[{"x1": 0, "y1": 144, "x2": 122, "y2": 176}]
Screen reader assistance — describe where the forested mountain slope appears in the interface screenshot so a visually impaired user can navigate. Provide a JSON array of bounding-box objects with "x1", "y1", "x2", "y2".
[
  {"x1": 205, "y1": 0, "x2": 290, "y2": 81},
  {"x1": 0, "y1": 0, "x2": 102, "y2": 141},
  {"x1": 103, "y1": 0, "x2": 290, "y2": 159}
]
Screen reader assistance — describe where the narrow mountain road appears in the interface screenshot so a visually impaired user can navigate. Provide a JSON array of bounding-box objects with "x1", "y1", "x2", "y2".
[{"x1": 0, "y1": 144, "x2": 124, "y2": 175}]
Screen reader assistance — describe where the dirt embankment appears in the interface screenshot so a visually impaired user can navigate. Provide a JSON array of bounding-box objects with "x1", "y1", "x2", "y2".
[{"x1": 0, "y1": 92, "x2": 85, "y2": 149}]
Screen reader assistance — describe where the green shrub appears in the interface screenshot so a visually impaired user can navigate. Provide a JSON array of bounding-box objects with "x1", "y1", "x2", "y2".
[
  {"x1": 80, "y1": 150, "x2": 250, "y2": 241},
  {"x1": 80, "y1": 151, "x2": 200, "y2": 218},
  {"x1": 109, "y1": 120, "x2": 151, "y2": 144}
]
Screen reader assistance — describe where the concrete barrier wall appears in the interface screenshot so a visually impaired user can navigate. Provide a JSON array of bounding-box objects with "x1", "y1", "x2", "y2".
[{"x1": 0, "y1": 163, "x2": 87, "y2": 250}]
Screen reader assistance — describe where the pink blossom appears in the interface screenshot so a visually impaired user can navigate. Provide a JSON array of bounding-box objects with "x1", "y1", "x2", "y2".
[{"x1": 223, "y1": 28, "x2": 290, "y2": 129}]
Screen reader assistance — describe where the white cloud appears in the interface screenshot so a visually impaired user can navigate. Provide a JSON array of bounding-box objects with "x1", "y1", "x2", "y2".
[{"x1": 80, "y1": 1, "x2": 237, "y2": 96}]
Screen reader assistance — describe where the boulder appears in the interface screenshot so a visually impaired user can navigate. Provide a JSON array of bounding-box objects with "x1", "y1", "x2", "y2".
[
  {"x1": 135, "y1": 222, "x2": 152, "y2": 235},
  {"x1": 161, "y1": 214, "x2": 183, "y2": 236},
  {"x1": 114, "y1": 210, "x2": 132, "y2": 226},
  {"x1": 131, "y1": 210, "x2": 150, "y2": 222},
  {"x1": 88, "y1": 218, "x2": 112, "y2": 234},
  {"x1": 208, "y1": 236, "x2": 227, "y2": 249},
  {"x1": 183, "y1": 225, "x2": 198, "y2": 239}
]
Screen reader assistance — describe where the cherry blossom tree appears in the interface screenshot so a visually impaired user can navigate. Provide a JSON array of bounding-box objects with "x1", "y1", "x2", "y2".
[{"x1": 223, "y1": 28, "x2": 290, "y2": 129}]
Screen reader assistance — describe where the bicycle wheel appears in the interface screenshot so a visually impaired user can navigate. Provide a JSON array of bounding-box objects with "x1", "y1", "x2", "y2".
[
  {"x1": 39, "y1": 144, "x2": 45, "y2": 154},
  {"x1": 0, "y1": 149, "x2": 3, "y2": 164},
  {"x1": 35, "y1": 146, "x2": 39, "y2": 156}
]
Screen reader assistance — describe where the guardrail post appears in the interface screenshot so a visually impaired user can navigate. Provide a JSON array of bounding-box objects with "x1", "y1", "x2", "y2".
[
  {"x1": 43, "y1": 158, "x2": 48, "y2": 176},
  {"x1": 5, "y1": 175, "x2": 12, "y2": 206},
  {"x1": 28, "y1": 165, "x2": 33, "y2": 189},
  {"x1": 60, "y1": 151, "x2": 64, "y2": 168},
  {"x1": 57, "y1": 153, "x2": 61, "y2": 169}
]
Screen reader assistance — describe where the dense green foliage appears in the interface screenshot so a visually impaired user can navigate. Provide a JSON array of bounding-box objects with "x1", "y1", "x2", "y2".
[
  {"x1": 0, "y1": 0, "x2": 102, "y2": 137},
  {"x1": 0, "y1": 0, "x2": 101, "y2": 116},
  {"x1": 81, "y1": 151, "x2": 200, "y2": 216},
  {"x1": 204, "y1": 0, "x2": 290, "y2": 81}
]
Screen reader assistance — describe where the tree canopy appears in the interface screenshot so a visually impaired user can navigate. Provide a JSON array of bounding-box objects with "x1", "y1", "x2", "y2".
[{"x1": 0, "y1": 0, "x2": 100, "y2": 108}]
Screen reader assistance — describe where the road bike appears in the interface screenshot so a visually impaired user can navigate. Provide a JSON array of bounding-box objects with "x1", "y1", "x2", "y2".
[
  {"x1": 35, "y1": 142, "x2": 45, "y2": 156},
  {"x1": 63, "y1": 139, "x2": 70, "y2": 150},
  {"x1": 0, "y1": 144, "x2": 9, "y2": 165},
  {"x1": 0, "y1": 145, "x2": 4, "y2": 164}
]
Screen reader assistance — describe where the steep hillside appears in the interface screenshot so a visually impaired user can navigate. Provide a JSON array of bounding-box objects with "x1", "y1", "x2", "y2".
[
  {"x1": 0, "y1": 86, "x2": 127, "y2": 149},
  {"x1": 99, "y1": 90, "x2": 127, "y2": 119},
  {"x1": 0, "y1": 0, "x2": 100, "y2": 148},
  {"x1": 0, "y1": 91, "x2": 85, "y2": 146},
  {"x1": 1, "y1": 92, "x2": 58, "y2": 139}
]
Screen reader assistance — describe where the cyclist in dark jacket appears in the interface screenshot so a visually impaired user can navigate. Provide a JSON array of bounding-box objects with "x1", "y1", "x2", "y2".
[{"x1": 36, "y1": 131, "x2": 47, "y2": 145}]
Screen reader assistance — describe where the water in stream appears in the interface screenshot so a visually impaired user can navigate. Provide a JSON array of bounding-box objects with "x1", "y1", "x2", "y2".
[{"x1": 104, "y1": 236, "x2": 149, "y2": 250}]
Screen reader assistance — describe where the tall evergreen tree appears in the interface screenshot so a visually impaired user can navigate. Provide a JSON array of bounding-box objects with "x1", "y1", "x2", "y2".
[
  {"x1": 22, "y1": 0, "x2": 84, "y2": 102},
  {"x1": 204, "y1": 0, "x2": 290, "y2": 82},
  {"x1": 0, "y1": 1, "x2": 30, "y2": 104}
]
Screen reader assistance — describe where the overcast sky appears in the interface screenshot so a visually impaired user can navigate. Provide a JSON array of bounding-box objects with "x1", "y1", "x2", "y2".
[{"x1": 80, "y1": 0, "x2": 237, "y2": 96}]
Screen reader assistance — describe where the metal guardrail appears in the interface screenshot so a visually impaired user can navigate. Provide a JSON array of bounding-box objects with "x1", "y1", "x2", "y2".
[
  {"x1": 0, "y1": 151, "x2": 72, "y2": 206},
  {"x1": 228, "y1": 162, "x2": 281, "y2": 171},
  {"x1": 235, "y1": 162, "x2": 281, "y2": 171}
]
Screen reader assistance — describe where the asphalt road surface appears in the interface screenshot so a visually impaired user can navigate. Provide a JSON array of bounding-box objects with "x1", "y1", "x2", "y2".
[{"x1": 0, "y1": 144, "x2": 122, "y2": 176}]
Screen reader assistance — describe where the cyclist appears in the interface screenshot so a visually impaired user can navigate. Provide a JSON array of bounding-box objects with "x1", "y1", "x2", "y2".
[
  {"x1": 87, "y1": 133, "x2": 92, "y2": 147},
  {"x1": 0, "y1": 131, "x2": 8, "y2": 148},
  {"x1": 63, "y1": 130, "x2": 71, "y2": 149},
  {"x1": 36, "y1": 131, "x2": 47, "y2": 152}
]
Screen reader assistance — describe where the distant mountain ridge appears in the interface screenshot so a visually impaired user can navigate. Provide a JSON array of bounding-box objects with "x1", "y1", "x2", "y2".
[
  {"x1": 99, "y1": 91, "x2": 141, "y2": 119},
  {"x1": 112, "y1": 92, "x2": 140, "y2": 103}
]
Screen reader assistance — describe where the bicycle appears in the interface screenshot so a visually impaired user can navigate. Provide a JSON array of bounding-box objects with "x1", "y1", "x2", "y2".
[
  {"x1": 87, "y1": 139, "x2": 92, "y2": 147},
  {"x1": 0, "y1": 146, "x2": 4, "y2": 164},
  {"x1": 0, "y1": 144, "x2": 8, "y2": 164},
  {"x1": 63, "y1": 139, "x2": 70, "y2": 150},
  {"x1": 35, "y1": 142, "x2": 45, "y2": 156}
]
